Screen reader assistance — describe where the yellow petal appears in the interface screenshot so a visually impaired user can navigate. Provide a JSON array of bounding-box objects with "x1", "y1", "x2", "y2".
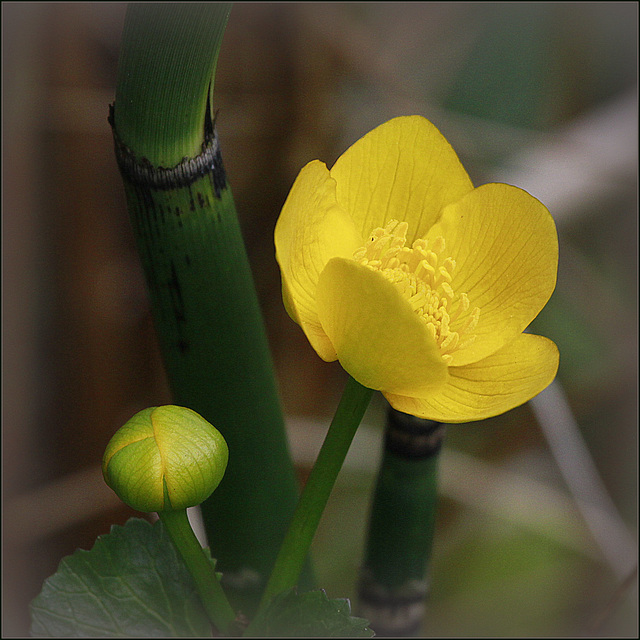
[
  {"x1": 316, "y1": 257, "x2": 448, "y2": 396},
  {"x1": 330, "y1": 116, "x2": 474, "y2": 244},
  {"x1": 385, "y1": 333, "x2": 559, "y2": 423},
  {"x1": 427, "y1": 183, "x2": 558, "y2": 366},
  {"x1": 275, "y1": 160, "x2": 362, "y2": 360}
]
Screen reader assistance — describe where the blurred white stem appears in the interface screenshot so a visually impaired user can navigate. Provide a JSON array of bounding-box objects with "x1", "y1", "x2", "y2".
[{"x1": 530, "y1": 381, "x2": 637, "y2": 581}]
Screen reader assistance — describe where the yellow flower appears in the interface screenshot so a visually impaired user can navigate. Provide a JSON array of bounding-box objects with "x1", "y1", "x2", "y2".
[{"x1": 275, "y1": 116, "x2": 558, "y2": 423}]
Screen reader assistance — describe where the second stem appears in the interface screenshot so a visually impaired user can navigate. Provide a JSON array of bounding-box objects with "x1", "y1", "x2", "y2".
[{"x1": 256, "y1": 376, "x2": 374, "y2": 613}]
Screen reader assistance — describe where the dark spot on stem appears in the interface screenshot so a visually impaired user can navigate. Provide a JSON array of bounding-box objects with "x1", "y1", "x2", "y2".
[{"x1": 168, "y1": 261, "x2": 186, "y2": 323}]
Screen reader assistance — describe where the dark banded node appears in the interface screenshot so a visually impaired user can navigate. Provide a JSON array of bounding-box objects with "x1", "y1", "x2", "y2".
[
  {"x1": 385, "y1": 407, "x2": 445, "y2": 460},
  {"x1": 108, "y1": 104, "x2": 227, "y2": 196},
  {"x1": 358, "y1": 570, "x2": 429, "y2": 637}
]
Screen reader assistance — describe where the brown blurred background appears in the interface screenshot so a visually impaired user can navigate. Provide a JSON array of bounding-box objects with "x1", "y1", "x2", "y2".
[{"x1": 3, "y1": 3, "x2": 637, "y2": 637}]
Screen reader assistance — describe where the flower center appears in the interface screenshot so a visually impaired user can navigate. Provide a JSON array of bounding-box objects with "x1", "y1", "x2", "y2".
[{"x1": 353, "y1": 219, "x2": 480, "y2": 363}]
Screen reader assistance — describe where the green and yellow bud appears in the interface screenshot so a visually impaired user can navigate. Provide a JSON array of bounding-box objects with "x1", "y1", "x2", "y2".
[{"x1": 102, "y1": 405, "x2": 229, "y2": 513}]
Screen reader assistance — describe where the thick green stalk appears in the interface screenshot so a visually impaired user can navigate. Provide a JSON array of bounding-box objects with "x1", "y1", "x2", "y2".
[
  {"x1": 249, "y1": 376, "x2": 374, "y2": 630},
  {"x1": 357, "y1": 407, "x2": 445, "y2": 637},
  {"x1": 158, "y1": 509, "x2": 237, "y2": 635},
  {"x1": 111, "y1": 3, "x2": 306, "y2": 613},
  {"x1": 114, "y1": 3, "x2": 230, "y2": 166}
]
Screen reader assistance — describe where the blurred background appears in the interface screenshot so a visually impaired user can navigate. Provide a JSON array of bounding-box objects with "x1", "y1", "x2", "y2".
[{"x1": 3, "y1": 2, "x2": 637, "y2": 636}]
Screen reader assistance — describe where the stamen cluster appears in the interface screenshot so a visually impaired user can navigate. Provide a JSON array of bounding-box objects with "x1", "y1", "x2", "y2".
[{"x1": 354, "y1": 220, "x2": 480, "y2": 363}]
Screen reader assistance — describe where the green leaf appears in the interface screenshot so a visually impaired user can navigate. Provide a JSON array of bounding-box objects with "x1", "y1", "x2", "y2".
[
  {"x1": 29, "y1": 518, "x2": 212, "y2": 637},
  {"x1": 251, "y1": 588, "x2": 374, "y2": 638}
]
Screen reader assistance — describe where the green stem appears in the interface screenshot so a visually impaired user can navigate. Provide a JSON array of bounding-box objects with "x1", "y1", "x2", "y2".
[
  {"x1": 158, "y1": 509, "x2": 236, "y2": 635},
  {"x1": 250, "y1": 376, "x2": 374, "y2": 625},
  {"x1": 357, "y1": 407, "x2": 445, "y2": 637},
  {"x1": 114, "y1": 3, "x2": 232, "y2": 165},
  {"x1": 111, "y1": 4, "x2": 309, "y2": 613}
]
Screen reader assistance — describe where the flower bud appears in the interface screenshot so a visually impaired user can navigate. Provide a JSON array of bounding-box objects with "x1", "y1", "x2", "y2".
[{"x1": 102, "y1": 405, "x2": 228, "y2": 512}]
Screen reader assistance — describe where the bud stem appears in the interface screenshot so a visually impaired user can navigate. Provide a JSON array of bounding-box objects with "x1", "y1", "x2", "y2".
[{"x1": 158, "y1": 509, "x2": 236, "y2": 635}]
